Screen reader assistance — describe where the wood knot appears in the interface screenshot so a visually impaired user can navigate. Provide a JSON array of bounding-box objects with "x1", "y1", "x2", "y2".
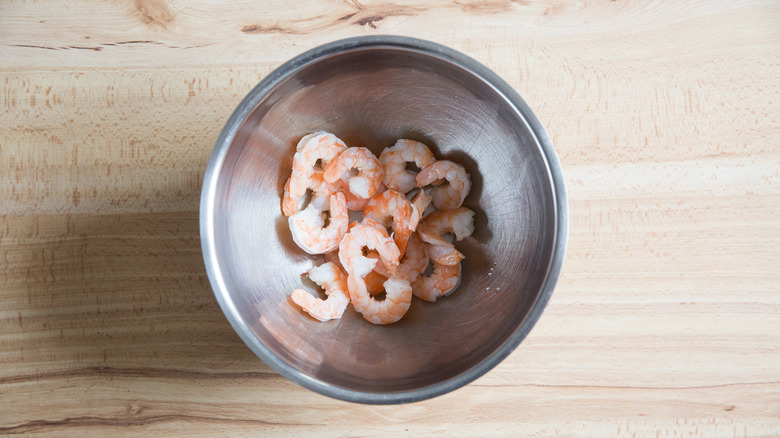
[{"x1": 134, "y1": 0, "x2": 174, "y2": 27}]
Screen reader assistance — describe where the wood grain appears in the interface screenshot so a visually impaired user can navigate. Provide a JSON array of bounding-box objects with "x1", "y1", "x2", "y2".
[{"x1": 1, "y1": 0, "x2": 779, "y2": 436}]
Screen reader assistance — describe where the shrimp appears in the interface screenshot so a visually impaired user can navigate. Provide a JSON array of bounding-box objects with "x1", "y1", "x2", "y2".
[
  {"x1": 338, "y1": 222, "x2": 401, "y2": 278},
  {"x1": 426, "y1": 243, "x2": 465, "y2": 266},
  {"x1": 363, "y1": 270, "x2": 388, "y2": 295},
  {"x1": 328, "y1": 246, "x2": 387, "y2": 296},
  {"x1": 416, "y1": 160, "x2": 471, "y2": 210},
  {"x1": 282, "y1": 177, "x2": 300, "y2": 216},
  {"x1": 417, "y1": 207, "x2": 475, "y2": 265},
  {"x1": 363, "y1": 190, "x2": 421, "y2": 256},
  {"x1": 308, "y1": 171, "x2": 340, "y2": 210},
  {"x1": 282, "y1": 170, "x2": 337, "y2": 216},
  {"x1": 364, "y1": 232, "x2": 428, "y2": 288},
  {"x1": 410, "y1": 189, "x2": 433, "y2": 219},
  {"x1": 352, "y1": 251, "x2": 388, "y2": 295},
  {"x1": 291, "y1": 262, "x2": 350, "y2": 321},
  {"x1": 337, "y1": 180, "x2": 385, "y2": 211},
  {"x1": 412, "y1": 261, "x2": 462, "y2": 302},
  {"x1": 323, "y1": 147, "x2": 384, "y2": 200},
  {"x1": 379, "y1": 139, "x2": 436, "y2": 194},
  {"x1": 394, "y1": 232, "x2": 429, "y2": 283},
  {"x1": 289, "y1": 192, "x2": 348, "y2": 254},
  {"x1": 289, "y1": 132, "x2": 348, "y2": 199},
  {"x1": 348, "y1": 276, "x2": 412, "y2": 324}
]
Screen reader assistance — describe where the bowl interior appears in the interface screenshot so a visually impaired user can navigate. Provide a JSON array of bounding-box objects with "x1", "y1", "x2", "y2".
[{"x1": 208, "y1": 46, "x2": 557, "y2": 396}]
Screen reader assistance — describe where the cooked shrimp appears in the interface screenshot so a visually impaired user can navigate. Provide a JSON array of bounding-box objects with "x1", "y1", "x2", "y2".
[
  {"x1": 363, "y1": 270, "x2": 388, "y2": 295},
  {"x1": 338, "y1": 222, "x2": 401, "y2": 278},
  {"x1": 417, "y1": 207, "x2": 475, "y2": 265},
  {"x1": 363, "y1": 189, "x2": 421, "y2": 255},
  {"x1": 291, "y1": 262, "x2": 350, "y2": 321},
  {"x1": 364, "y1": 251, "x2": 389, "y2": 276},
  {"x1": 282, "y1": 177, "x2": 299, "y2": 217},
  {"x1": 410, "y1": 189, "x2": 433, "y2": 219},
  {"x1": 426, "y1": 243, "x2": 465, "y2": 266},
  {"x1": 416, "y1": 160, "x2": 471, "y2": 210},
  {"x1": 363, "y1": 231, "x2": 427, "y2": 286},
  {"x1": 394, "y1": 232, "x2": 429, "y2": 283},
  {"x1": 337, "y1": 179, "x2": 385, "y2": 211},
  {"x1": 342, "y1": 184, "x2": 369, "y2": 210},
  {"x1": 348, "y1": 276, "x2": 412, "y2": 324},
  {"x1": 412, "y1": 261, "x2": 462, "y2": 302},
  {"x1": 283, "y1": 171, "x2": 337, "y2": 216},
  {"x1": 379, "y1": 139, "x2": 436, "y2": 194},
  {"x1": 328, "y1": 246, "x2": 388, "y2": 296},
  {"x1": 361, "y1": 251, "x2": 390, "y2": 294},
  {"x1": 289, "y1": 132, "x2": 348, "y2": 199},
  {"x1": 289, "y1": 192, "x2": 348, "y2": 254},
  {"x1": 323, "y1": 147, "x2": 383, "y2": 200}
]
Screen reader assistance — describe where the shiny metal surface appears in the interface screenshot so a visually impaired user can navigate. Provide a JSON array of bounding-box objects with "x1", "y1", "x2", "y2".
[{"x1": 200, "y1": 36, "x2": 568, "y2": 404}]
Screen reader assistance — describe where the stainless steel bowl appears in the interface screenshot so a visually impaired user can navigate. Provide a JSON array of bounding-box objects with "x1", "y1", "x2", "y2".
[{"x1": 200, "y1": 36, "x2": 567, "y2": 404}]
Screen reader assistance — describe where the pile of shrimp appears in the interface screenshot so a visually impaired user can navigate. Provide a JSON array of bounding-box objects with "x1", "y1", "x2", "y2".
[{"x1": 282, "y1": 132, "x2": 475, "y2": 325}]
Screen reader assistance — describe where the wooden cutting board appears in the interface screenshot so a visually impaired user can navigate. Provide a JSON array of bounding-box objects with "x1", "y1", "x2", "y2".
[{"x1": 1, "y1": 0, "x2": 778, "y2": 435}]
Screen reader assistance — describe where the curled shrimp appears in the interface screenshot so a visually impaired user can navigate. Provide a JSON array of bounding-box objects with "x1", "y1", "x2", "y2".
[
  {"x1": 282, "y1": 170, "x2": 337, "y2": 216},
  {"x1": 289, "y1": 192, "x2": 348, "y2": 254},
  {"x1": 289, "y1": 132, "x2": 347, "y2": 200},
  {"x1": 338, "y1": 222, "x2": 401, "y2": 278},
  {"x1": 282, "y1": 177, "x2": 300, "y2": 217},
  {"x1": 363, "y1": 232, "x2": 428, "y2": 286},
  {"x1": 308, "y1": 171, "x2": 339, "y2": 211},
  {"x1": 417, "y1": 207, "x2": 475, "y2": 265},
  {"x1": 410, "y1": 189, "x2": 433, "y2": 219},
  {"x1": 323, "y1": 147, "x2": 384, "y2": 200},
  {"x1": 326, "y1": 246, "x2": 385, "y2": 295},
  {"x1": 412, "y1": 261, "x2": 462, "y2": 302},
  {"x1": 360, "y1": 251, "x2": 388, "y2": 292},
  {"x1": 348, "y1": 276, "x2": 412, "y2": 325},
  {"x1": 394, "y1": 232, "x2": 429, "y2": 283},
  {"x1": 363, "y1": 189, "x2": 421, "y2": 255},
  {"x1": 416, "y1": 160, "x2": 471, "y2": 210},
  {"x1": 379, "y1": 139, "x2": 436, "y2": 194},
  {"x1": 363, "y1": 270, "x2": 388, "y2": 295},
  {"x1": 291, "y1": 262, "x2": 350, "y2": 321},
  {"x1": 338, "y1": 180, "x2": 385, "y2": 211}
]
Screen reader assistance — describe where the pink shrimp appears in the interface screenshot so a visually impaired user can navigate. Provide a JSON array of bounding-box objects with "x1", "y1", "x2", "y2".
[
  {"x1": 338, "y1": 249, "x2": 389, "y2": 295},
  {"x1": 282, "y1": 170, "x2": 337, "y2": 216},
  {"x1": 412, "y1": 261, "x2": 462, "y2": 302},
  {"x1": 417, "y1": 207, "x2": 475, "y2": 265},
  {"x1": 366, "y1": 230, "x2": 427, "y2": 278},
  {"x1": 362, "y1": 190, "x2": 421, "y2": 256},
  {"x1": 363, "y1": 270, "x2": 388, "y2": 295},
  {"x1": 282, "y1": 177, "x2": 299, "y2": 217},
  {"x1": 289, "y1": 192, "x2": 348, "y2": 254},
  {"x1": 416, "y1": 160, "x2": 471, "y2": 210},
  {"x1": 337, "y1": 180, "x2": 385, "y2": 211},
  {"x1": 289, "y1": 132, "x2": 348, "y2": 199},
  {"x1": 379, "y1": 139, "x2": 436, "y2": 194},
  {"x1": 338, "y1": 222, "x2": 401, "y2": 278},
  {"x1": 323, "y1": 147, "x2": 384, "y2": 200},
  {"x1": 291, "y1": 262, "x2": 350, "y2": 321},
  {"x1": 410, "y1": 189, "x2": 433, "y2": 219},
  {"x1": 394, "y1": 232, "x2": 429, "y2": 283},
  {"x1": 348, "y1": 275, "x2": 412, "y2": 325}
]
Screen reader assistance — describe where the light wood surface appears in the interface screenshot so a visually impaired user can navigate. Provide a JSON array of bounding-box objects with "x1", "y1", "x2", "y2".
[{"x1": 2, "y1": 0, "x2": 779, "y2": 436}]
